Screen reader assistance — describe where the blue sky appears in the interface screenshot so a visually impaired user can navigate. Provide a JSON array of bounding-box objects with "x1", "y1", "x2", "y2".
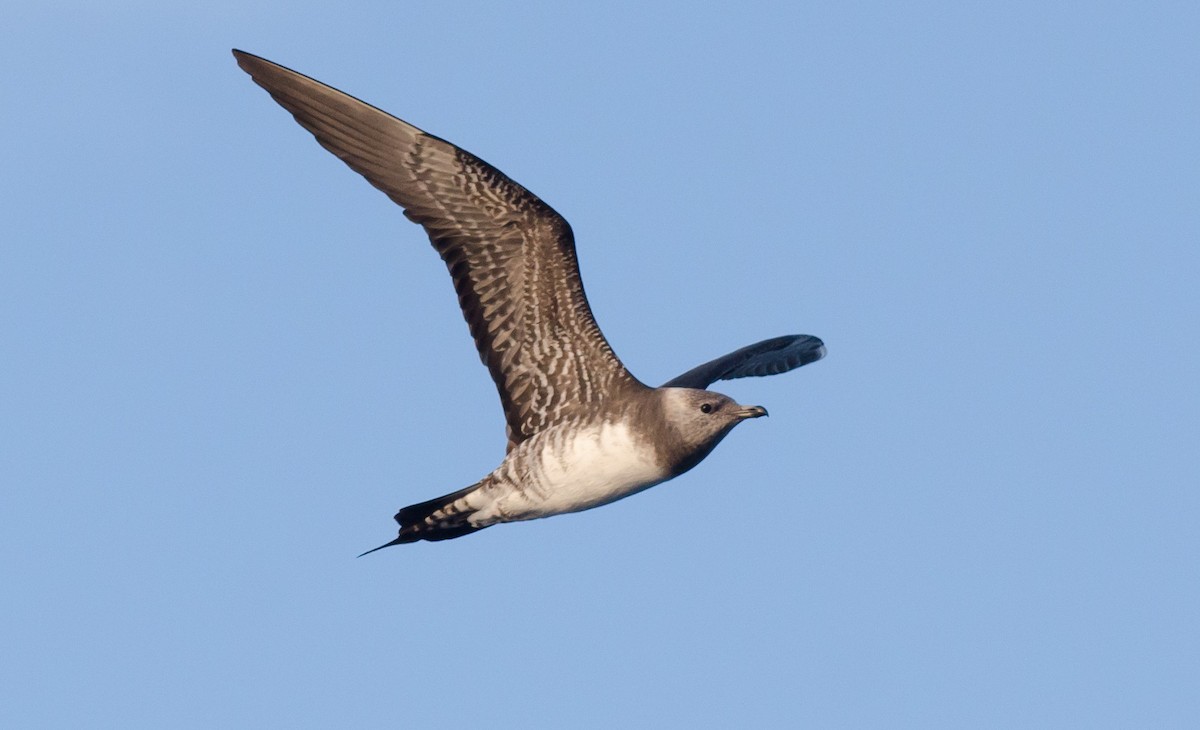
[{"x1": 3, "y1": 2, "x2": 1198, "y2": 727}]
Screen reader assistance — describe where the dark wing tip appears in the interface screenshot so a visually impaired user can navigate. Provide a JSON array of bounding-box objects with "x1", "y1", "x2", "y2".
[
  {"x1": 231, "y1": 48, "x2": 263, "y2": 69},
  {"x1": 231, "y1": 49, "x2": 286, "y2": 88},
  {"x1": 738, "y1": 334, "x2": 826, "y2": 375},
  {"x1": 661, "y1": 333, "x2": 827, "y2": 389},
  {"x1": 782, "y1": 334, "x2": 827, "y2": 367}
]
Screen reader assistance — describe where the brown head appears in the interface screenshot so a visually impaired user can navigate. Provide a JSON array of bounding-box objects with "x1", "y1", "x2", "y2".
[{"x1": 650, "y1": 387, "x2": 768, "y2": 476}]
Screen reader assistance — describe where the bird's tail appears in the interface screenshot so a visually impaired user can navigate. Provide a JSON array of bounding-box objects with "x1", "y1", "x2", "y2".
[{"x1": 358, "y1": 483, "x2": 488, "y2": 555}]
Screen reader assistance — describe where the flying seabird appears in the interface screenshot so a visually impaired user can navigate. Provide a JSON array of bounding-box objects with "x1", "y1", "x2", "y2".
[{"x1": 232, "y1": 50, "x2": 827, "y2": 551}]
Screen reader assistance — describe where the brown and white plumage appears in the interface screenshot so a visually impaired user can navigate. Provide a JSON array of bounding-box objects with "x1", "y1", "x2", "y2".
[
  {"x1": 233, "y1": 50, "x2": 826, "y2": 549},
  {"x1": 234, "y1": 51, "x2": 635, "y2": 450}
]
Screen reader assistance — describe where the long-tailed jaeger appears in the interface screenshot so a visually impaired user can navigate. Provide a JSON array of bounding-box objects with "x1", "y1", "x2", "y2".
[{"x1": 233, "y1": 50, "x2": 827, "y2": 552}]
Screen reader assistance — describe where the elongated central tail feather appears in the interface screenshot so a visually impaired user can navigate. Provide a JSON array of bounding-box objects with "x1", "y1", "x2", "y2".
[{"x1": 358, "y1": 483, "x2": 488, "y2": 555}]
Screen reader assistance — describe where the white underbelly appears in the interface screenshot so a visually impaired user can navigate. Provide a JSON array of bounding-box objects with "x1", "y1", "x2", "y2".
[{"x1": 489, "y1": 422, "x2": 668, "y2": 521}]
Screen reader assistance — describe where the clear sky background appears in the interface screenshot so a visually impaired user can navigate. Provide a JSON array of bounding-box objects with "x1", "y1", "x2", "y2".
[{"x1": 3, "y1": 2, "x2": 1198, "y2": 727}]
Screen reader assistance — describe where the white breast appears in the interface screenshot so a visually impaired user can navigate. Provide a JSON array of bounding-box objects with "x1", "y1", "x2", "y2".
[{"x1": 484, "y1": 421, "x2": 669, "y2": 522}]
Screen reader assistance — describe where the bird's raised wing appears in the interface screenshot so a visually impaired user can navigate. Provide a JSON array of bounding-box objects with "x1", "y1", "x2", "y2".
[
  {"x1": 661, "y1": 335, "x2": 826, "y2": 389},
  {"x1": 234, "y1": 51, "x2": 637, "y2": 449}
]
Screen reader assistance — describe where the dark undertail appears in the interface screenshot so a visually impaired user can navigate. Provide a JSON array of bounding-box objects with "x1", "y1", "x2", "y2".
[{"x1": 358, "y1": 484, "x2": 487, "y2": 555}]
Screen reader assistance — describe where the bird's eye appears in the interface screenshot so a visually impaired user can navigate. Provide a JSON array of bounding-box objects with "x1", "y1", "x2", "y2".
[{"x1": 700, "y1": 403, "x2": 713, "y2": 414}]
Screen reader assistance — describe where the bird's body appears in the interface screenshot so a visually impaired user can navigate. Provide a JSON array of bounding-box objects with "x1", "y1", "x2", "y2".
[
  {"x1": 432, "y1": 418, "x2": 668, "y2": 530},
  {"x1": 233, "y1": 50, "x2": 826, "y2": 550},
  {"x1": 379, "y1": 386, "x2": 764, "y2": 547}
]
